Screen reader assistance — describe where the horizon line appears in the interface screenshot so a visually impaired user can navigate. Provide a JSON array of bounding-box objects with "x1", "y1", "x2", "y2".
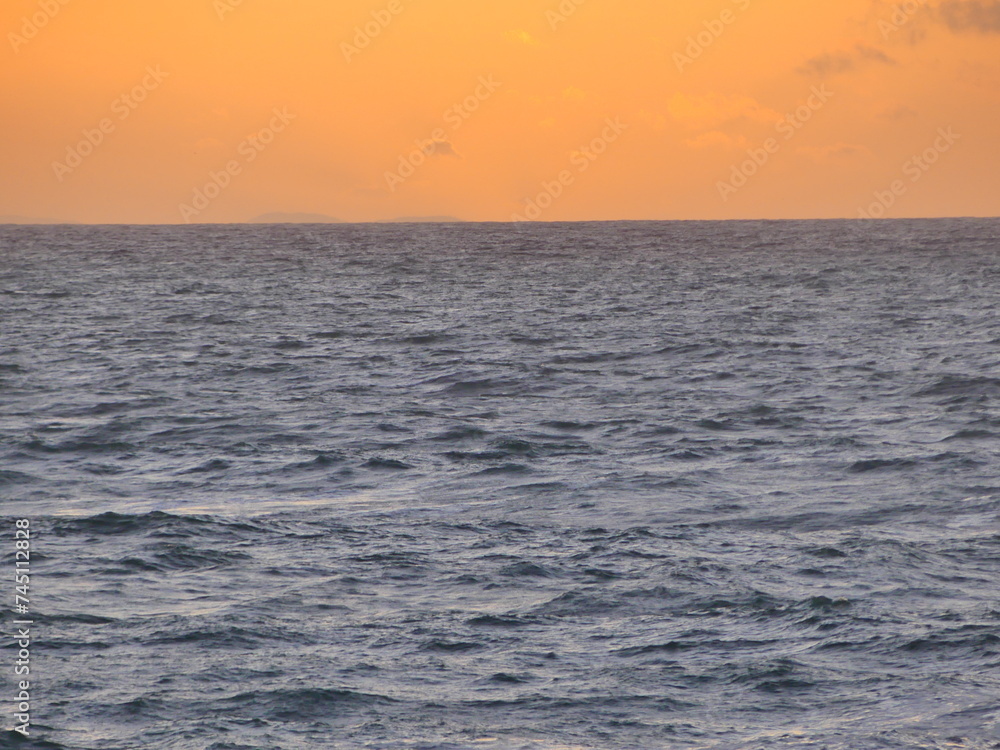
[{"x1": 2, "y1": 215, "x2": 999, "y2": 227}]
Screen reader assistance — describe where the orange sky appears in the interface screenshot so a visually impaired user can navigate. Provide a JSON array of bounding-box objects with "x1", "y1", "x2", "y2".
[{"x1": 2, "y1": 0, "x2": 998, "y2": 223}]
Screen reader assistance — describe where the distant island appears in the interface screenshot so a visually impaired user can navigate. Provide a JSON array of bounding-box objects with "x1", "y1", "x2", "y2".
[{"x1": 250, "y1": 212, "x2": 342, "y2": 224}]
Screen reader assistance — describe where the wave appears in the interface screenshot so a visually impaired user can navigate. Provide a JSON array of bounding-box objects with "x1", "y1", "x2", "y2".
[
  {"x1": 220, "y1": 687, "x2": 398, "y2": 721},
  {"x1": 915, "y1": 375, "x2": 1000, "y2": 399}
]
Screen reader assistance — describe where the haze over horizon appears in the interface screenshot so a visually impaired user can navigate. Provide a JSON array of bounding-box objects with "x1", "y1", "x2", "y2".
[{"x1": 3, "y1": 0, "x2": 999, "y2": 224}]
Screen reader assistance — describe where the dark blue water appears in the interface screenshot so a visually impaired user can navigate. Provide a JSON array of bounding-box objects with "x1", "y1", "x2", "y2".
[{"x1": 1, "y1": 220, "x2": 999, "y2": 749}]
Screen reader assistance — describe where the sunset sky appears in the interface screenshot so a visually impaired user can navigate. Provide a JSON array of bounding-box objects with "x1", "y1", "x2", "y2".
[{"x1": 2, "y1": 0, "x2": 998, "y2": 223}]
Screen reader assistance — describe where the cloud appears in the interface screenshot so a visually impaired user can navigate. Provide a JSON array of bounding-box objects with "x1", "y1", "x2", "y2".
[
  {"x1": 635, "y1": 110, "x2": 668, "y2": 131},
  {"x1": 798, "y1": 43, "x2": 896, "y2": 76},
  {"x1": 937, "y1": 0, "x2": 1000, "y2": 32},
  {"x1": 684, "y1": 131, "x2": 749, "y2": 150},
  {"x1": 506, "y1": 29, "x2": 539, "y2": 46},
  {"x1": 422, "y1": 140, "x2": 459, "y2": 158},
  {"x1": 796, "y1": 143, "x2": 871, "y2": 162},
  {"x1": 668, "y1": 93, "x2": 781, "y2": 130},
  {"x1": 856, "y1": 43, "x2": 897, "y2": 63},
  {"x1": 884, "y1": 103, "x2": 919, "y2": 120},
  {"x1": 865, "y1": 0, "x2": 931, "y2": 44}
]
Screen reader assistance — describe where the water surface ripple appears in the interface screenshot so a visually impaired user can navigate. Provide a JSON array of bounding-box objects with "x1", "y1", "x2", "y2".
[{"x1": 1, "y1": 220, "x2": 998, "y2": 749}]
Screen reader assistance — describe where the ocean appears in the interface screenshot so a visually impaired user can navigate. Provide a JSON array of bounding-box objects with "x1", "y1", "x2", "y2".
[{"x1": 1, "y1": 219, "x2": 998, "y2": 749}]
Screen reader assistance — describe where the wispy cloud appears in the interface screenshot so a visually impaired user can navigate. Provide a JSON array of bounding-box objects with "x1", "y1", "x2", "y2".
[
  {"x1": 506, "y1": 29, "x2": 540, "y2": 46},
  {"x1": 798, "y1": 43, "x2": 896, "y2": 76},
  {"x1": 668, "y1": 93, "x2": 781, "y2": 130},
  {"x1": 423, "y1": 140, "x2": 459, "y2": 158},
  {"x1": 684, "y1": 131, "x2": 749, "y2": 150},
  {"x1": 796, "y1": 143, "x2": 870, "y2": 162},
  {"x1": 937, "y1": 0, "x2": 1000, "y2": 32},
  {"x1": 884, "y1": 103, "x2": 919, "y2": 121}
]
